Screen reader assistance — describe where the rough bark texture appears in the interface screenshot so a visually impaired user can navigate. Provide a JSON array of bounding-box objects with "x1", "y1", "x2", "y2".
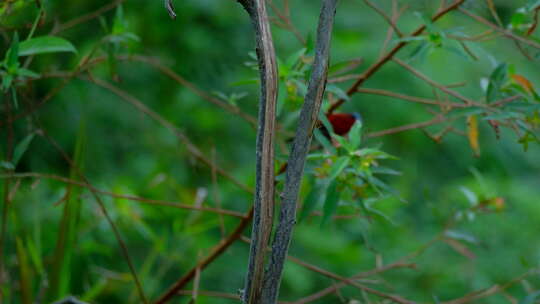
[
  {"x1": 239, "y1": 0, "x2": 278, "y2": 303},
  {"x1": 261, "y1": 0, "x2": 338, "y2": 303}
]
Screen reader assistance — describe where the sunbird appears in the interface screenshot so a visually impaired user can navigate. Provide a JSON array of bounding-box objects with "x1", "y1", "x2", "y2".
[{"x1": 321, "y1": 112, "x2": 362, "y2": 138}]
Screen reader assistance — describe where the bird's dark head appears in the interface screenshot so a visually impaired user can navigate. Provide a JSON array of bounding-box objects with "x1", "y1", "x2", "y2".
[{"x1": 351, "y1": 112, "x2": 362, "y2": 123}]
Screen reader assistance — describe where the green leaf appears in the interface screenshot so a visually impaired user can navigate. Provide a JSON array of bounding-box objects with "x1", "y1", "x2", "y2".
[
  {"x1": 447, "y1": 107, "x2": 485, "y2": 118},
  {"x1": 510, "y1": 12, "x2": 527, "y2": 29},
  {"x1": 486, "y1": 63, "x2": 508, "y2": 103},
  {"x1": 305, "y1": 33, "x2": 315, "y2": 54},
  {"x1": 365, "y1": 202, "x2": 396, "y2": 225},
  {"x1": 483, "y1": 111, "x2": 523, "y2": 120},
  {"x1": 15, "y1": 237, "x2": 33, "y2": 304},
  {"x1": 460, "y1": 186, "x2": 478, "y2": 206},
  {"x1": 504, "y1": 102, "x2": 540, "y2": 112},
  {"x1": 112, "y1": 5, "x2": 126, "y2": 35},
  {"x1": 314, "y1": 129, "x2": 335, "y2": 153},
  {"x1": 6, "y1": 32, "x2": 20, "y2": 68},
  {"x1": 26, "y1": 238, "x2": 43, "y2": 275},
  {"x1": 0, "y1": 161, "x2": 15, "y2": 170},
  {"x1": 348, "y1": 122, "x2": 363, "y2": 150},
  {"x1": 321, "y1": 179, "x2": 340, "y2": 226},
  {"x1": 285, "y1": 48, "x2": 306, "y2": 69},
  {"x1": 326, "y1": 85, "x2": 350, "y2": 101},
  {"x1": 371, "y1": 167, "x2": 401, "y2": 175},
  {"x1": 445, "y1": 230, "x2": 478, "y2": 244},
  {"x1": 409, "y1": 41, "x2": 431, "y2": 62},
  {"x1": 2, "y1": 74, "x2": 13, "y2": 91},
  {"x1": 11, "y1": 86, "x2": 18, "y2": 109},
  {"x1": 13, "y1": 133, "x2": 35, "y2": 167},
  {"x1": 17, "y1": 68, "x2": 40, "y2": 78},
  {"x1": 394, "y1": 36, "x2": 427, "y2": 43},
  {"x1": 328, "y1": 156, "x2": 350, "y2": 181},
  {"x1": 18, "y1": 36, "x2": 77, "y2": 56},
  {"x1": 299, "y1": 184, "x2": 323, "y2": 222}
]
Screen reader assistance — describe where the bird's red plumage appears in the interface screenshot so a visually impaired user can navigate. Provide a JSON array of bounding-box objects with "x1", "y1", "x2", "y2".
[{"x1": 327, "y1": 113, "x2": 357, "y2": 136}]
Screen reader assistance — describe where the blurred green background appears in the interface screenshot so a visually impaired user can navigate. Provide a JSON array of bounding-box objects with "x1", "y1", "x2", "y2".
[{"x1": 1, "y1": 0, "x2": 540, "y2": 303}]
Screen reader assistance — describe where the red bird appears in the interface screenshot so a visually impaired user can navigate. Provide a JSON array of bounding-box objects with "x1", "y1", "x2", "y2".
[
  {"x1": 327, "y1": 113, "x2": 361, "y2": 135},
  {"x1": 321, "y1": 112, "x2": 362, "y2": 138}
]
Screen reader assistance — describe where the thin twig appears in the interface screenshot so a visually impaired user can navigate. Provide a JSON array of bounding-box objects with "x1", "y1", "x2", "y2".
[
  {"x1": 287, "y1": 256, "x2": 416, "y2": 304},
  {"x1": 459, "y1": 8, "x2": 540, "y2": 50},
  {"x1": 327, "y1": 0, "x2": 466, "y2": 114},
  {"x1": 366, "y1": 115, "x2": 448, "y2": 138},
  {"x1": 392, "y1": 58, "x2": 477, "y2": 105},
  {"x1": 51, "y1": 0, "x2": 125, "y2": 34},
  {"x1": 363, "y1": 0, "x2": 403, "y2": 37},
  {"x1": 356, "y1": 87, "x2": 467, "y2": 108}
]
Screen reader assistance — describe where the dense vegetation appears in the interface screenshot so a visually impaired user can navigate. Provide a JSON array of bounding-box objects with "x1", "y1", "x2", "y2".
[{"x1": 1, "y1": 0, "x2": 540, "y2": 303}]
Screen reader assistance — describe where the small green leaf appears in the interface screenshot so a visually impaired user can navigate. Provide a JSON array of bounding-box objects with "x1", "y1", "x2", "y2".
[
  {"x1": 0, "y1": 161, "x2": 15, "y2": 170},
  {"x1": 13, "y1": 133, "x2": 35, "y2": 166},
  {"x1": 314, "y1": 129, "x2": 335, "y2": 153},
  {"x1": 349, "y1": 122, "x2": 363, "y2": 150},
  {"x1": 328, "y1": 156, "x2": 350, "y2": 181},
  {"x1": 112, "y1": 5, "x2": 126, "y2": 35},
  {"x1": 445, "y1": 230, "x2": 478, "y2": 244},
  {"x1": 447, "y1": 107, "x2": 485, "y2": 118},
  {"x1": 305, "y1": 33, "x2": 315, "y2": 54},
  {"x1": 409, "y1": 41, "x2": 431, "y2": 62},
  {"x1": 18, "y1": 36, "x2": 77, "y2": 56},
  {"x1": 460, "y1": 186, "x2": 478, "y2": 206},
  {"x1": 483, "y1": 111, "x2": 523, "y2": 120},
  {"x1": 285, "y1": 48, "x2": 306, "y2": 69},
  {"x1": 299, "y1": 184, "x2": 323, "y2": 222},
  {"x1": 17, "y1": 68, "x2": 40, "y2": 78},
  {"x1": 11, "y1": 86, "x2": 18, "y2": 109},
  {"x1": 321, "y1": 179, "x2": 340, "y2": 226},
  {"x1": 486, "y1": 63, "x2": 508, "y2": 103},
  {"x1": 6, "y1": 32, "x2": 20, "y2": 68},
  {"x1": 2, "y1": 74, "x2": 14, "y2": 91},
  {"x1": 326, "y1": 85, "x2": 350, "y2": 101},
  {"x1": 510, "y1": 12, "x2": 527, "y2": 29},
  {"x1": 394, "y1": 36, "x2": 427, "y2": 43}
]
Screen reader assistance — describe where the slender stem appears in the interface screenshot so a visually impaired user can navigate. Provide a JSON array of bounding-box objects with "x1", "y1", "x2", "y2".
[{"x1": 459, "y1": 8, "x2": 540, "y2": 50}]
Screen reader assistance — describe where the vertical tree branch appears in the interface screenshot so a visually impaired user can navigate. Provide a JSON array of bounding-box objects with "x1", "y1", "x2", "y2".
[
  {"x1": 262, "y1": 0, "x2": 338, "y2": 303},
  {"x1": 238, "y1": 0, "x2": 278, "y2": 303}
]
